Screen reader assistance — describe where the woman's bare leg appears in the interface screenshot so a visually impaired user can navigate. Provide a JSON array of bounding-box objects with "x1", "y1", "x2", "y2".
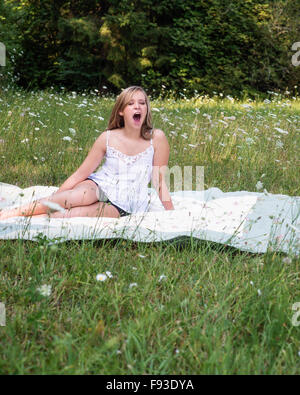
[
  {"x1": 47, "y1": 201, "x2": 120, "y2": 218},
  {"x1": 0, "y1": 180, "x2": 100, "y2": 219}
]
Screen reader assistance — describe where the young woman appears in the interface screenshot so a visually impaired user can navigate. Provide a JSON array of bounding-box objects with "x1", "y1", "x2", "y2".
[{"x1": 0, "y1": 86, "x2": 174, "y2": 220}]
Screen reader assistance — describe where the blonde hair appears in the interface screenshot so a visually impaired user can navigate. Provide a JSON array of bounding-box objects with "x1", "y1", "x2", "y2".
[{"x1": 107, "y1": 86, "x2": 153, "y2": 140}]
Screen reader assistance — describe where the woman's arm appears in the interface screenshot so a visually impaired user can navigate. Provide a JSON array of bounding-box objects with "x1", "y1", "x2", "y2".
[
  {"x1": 57, "y1": 131, "x2": 107, "y2": 192},
  {"x1": 152, "y1": 129, "x2": 175, "y2": 210}
]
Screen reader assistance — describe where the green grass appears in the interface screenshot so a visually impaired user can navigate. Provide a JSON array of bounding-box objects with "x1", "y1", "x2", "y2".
[{"x1": 0, "y1": 88, "x2": 299, "y2": 374}]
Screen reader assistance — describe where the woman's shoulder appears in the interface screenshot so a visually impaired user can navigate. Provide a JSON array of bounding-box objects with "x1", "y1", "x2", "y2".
[
  {"x1": 152, "y1": 128, "x2": 166, "y2": 140},
  {"x1": 151, "y1": 128, "x2": 169, "y2": 152}
]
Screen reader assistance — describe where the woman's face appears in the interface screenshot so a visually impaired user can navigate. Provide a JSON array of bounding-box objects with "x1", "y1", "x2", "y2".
[{"x1": 119, "y1": 90, "x2": 148, "y2": 130}]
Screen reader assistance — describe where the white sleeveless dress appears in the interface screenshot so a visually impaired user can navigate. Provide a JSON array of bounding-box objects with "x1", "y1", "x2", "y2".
[{"x1": 88, "y1": 130, "x2": 154, "y2": 213}]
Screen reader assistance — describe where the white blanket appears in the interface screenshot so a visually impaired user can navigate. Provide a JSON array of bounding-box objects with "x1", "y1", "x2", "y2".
[{"x1": 0, "y1": 182, "x2": 299, "y2": 255}]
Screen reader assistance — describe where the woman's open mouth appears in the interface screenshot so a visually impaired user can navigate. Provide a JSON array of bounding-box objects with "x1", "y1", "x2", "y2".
[{"x1": 133, "y1": 113, "x2": 141, "y2": 122}]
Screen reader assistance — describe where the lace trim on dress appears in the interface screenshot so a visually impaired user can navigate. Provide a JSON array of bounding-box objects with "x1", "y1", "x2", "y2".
[{"x1": 106, "y1": 144, "x2": 153, "y2": 165}]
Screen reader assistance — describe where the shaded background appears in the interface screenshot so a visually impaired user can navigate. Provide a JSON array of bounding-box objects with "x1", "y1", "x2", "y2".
[{"x1": 0, "y1": 0, "x2": 299, "y2": 97}]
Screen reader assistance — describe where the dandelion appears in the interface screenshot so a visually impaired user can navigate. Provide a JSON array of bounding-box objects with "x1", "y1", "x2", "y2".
[
  {"x1": 37, "y1": 284, "x2": 52, "y2": 297},
  {"x1": 96, "y1": 273, "x2": 107, "y2": 282}
]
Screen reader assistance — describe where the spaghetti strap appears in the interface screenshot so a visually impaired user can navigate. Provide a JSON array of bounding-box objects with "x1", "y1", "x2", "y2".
[
  {"x1": 150, "y1": 129, "x2": 153, "y2": 145},
  {"x1": 106, "y1": 130, "x2": 110, "y2": 148}
]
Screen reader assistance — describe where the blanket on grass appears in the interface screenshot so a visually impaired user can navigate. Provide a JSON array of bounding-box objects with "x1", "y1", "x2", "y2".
[{"x1": 0, "y1": 182, "x2": 299, "y2": 255}]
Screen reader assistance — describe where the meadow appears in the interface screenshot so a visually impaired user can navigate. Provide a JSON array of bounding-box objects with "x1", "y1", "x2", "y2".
[{"x1": 0, "y1": 88, "x2": 299, "y2": 374}]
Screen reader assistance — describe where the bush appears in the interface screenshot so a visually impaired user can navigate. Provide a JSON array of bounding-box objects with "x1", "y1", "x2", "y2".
[
  {"x1": 2, "y1": 0, "x2": 300, "y2": 97},
  {"x1": 0, "y1": 0, "x2": 23, "y2": 90}
]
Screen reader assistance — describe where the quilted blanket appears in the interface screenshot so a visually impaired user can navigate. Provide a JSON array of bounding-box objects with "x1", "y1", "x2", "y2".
[{"x1": 0, "y1": 182, "x2": 299, "y2": 255}]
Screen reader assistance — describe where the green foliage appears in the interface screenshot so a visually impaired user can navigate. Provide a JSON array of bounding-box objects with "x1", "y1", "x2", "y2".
[
  {"x1": 1, "y1": 0, "x2": 300, "y2": 96},
  {"x1": 0, "y1": 0, "x2": 23, "y2": 89}
]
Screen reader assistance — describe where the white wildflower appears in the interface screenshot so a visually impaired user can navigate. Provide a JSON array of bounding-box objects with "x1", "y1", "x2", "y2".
[
  {"x1": 96, "y1": 273, "x2": 107, "y2": 282},
  {"x1": 218, "y1": 119, "x2": 228, "y2": 126},
  {"x1": 275, "y1": 140, "x2": 284, "y2": 148},
  {"x1": 223, "y1": 116, "x2": 236, "y2": 121},
  {"x1": 105, "y1": 271, "x2": 113, "y2": 278},
  {"x1": 256, "y1": 181, "x2": 264, "y2": 191},
  {"x1": 159, "y1": 275, "x2": 167, "y2": 282},
  {"x1": 37, "y1": 284, "x2": 52, "y2": 297},
  {"x1": 68, "y1": 128, "x2": 76, "y2": 135},
  {"x1": 274, "y1": 127, "x2": 288, "y2": 135},
  {"x1": 62, "y1": 136, "x2": 72, "y2": 142},
  {"x1": 129, "y1": 282, "x2": 138, "y2": 288},
  {"x1": 245, "y1": 137, "x2": 254, "y2": 145},
  {"x1": 257, "y1": 289, "x2": 262, "y2": 296},
  {"x1": 282, "y1": 257, "x2": 292, "y2": 264}
]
